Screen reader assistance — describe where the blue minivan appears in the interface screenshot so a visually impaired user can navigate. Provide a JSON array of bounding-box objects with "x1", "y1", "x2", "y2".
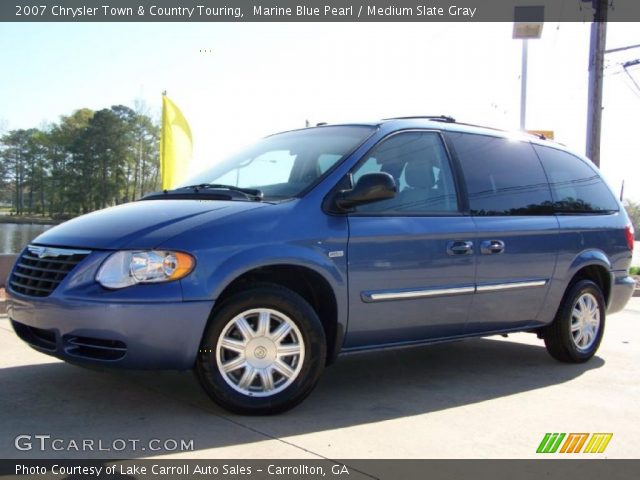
[{"x1": 6, "y1": 117, "x2": 636, "y2": 414}]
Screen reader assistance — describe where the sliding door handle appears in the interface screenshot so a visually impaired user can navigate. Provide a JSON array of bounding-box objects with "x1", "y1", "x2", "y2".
[
  {"x1": 447, "y1": 240, "x2": 474, "y2": 255},
  {"x1": 481, "y1": 239, "x2": 505, "y2": 254}
]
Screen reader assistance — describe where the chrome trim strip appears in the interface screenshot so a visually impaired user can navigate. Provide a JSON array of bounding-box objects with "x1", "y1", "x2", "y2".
[
  {"x1": 27, "y1": 245, "x2": 91, "y2": 258},
  {"x1": 364, "y1": 286, "x2": 475, "y2": 302},
  {"x1": 362, "y1": 279, "x2": 548, "y2": 302},
  {"x1": 476, "y1": 280, "x2": 547, "y2": 292}
]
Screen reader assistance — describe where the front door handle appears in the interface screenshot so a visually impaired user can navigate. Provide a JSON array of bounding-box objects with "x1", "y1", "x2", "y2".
[
  {"x1": 447, "y1": 240, "x2": 474, "y2": 255},
  {"x1": 481, "y1": 239, "x2": 505, "y2": 254}
]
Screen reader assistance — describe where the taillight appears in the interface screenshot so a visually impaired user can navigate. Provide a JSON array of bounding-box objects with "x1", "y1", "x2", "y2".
[{"x1": 626, "y1": 223, "x2": 635, "y2": 251}]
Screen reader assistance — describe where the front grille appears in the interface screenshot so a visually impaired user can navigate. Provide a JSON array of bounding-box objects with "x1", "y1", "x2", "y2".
[{"x1": 9, "y1": 245, "x2": 90, "y2": 297}]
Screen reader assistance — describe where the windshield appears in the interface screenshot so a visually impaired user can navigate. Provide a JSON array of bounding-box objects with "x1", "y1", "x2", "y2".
[{"x1": 179, "y1": 126, "x2": 375, "y2": 200}]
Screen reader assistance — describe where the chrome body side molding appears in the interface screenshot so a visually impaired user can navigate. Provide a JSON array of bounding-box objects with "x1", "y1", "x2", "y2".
[
  {"x1": 362, "y1": 279, "x2": 548, "y2": 303},
  {"x1": 362, "y1": 285, "x2": 475, "y2": 303}
]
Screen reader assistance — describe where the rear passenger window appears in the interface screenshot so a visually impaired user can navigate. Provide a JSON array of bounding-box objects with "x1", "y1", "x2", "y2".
[
  {"x1": 448, "y1": 132, "x2": 553, "y2": 215},
  {"x1": 533, "y1": 145, "x2": 619, "y2": 213}
]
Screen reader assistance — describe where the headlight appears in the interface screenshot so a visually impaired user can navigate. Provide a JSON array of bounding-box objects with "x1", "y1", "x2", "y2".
[{"x1": 96, "y1": 250, "x2": 195, "y2": 289}]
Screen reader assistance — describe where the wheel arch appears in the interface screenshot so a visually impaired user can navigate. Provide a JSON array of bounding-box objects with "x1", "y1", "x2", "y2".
[
  {"x1": 205, "y1": 248, "x2": 347, "y2": 365},
  {"x1": 567, "y1": 250, "x2": 613, "y2": 307}
]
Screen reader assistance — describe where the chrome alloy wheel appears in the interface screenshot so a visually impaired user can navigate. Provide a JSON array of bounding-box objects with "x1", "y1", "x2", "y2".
[
  {"x1": 570, "y1": 292, "x2": 601, "y2": 351},
  {"x1": 215, "y1": 308, "x2": 305, "y2": 397}
]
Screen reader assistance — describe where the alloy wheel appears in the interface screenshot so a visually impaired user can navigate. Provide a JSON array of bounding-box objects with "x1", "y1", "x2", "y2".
[
  {"x1": 215, "y1": 308, "x2": 305, "y2": 397},
  {"x1": 570, "y1": 292, "x2": 601, "y2": 351}
]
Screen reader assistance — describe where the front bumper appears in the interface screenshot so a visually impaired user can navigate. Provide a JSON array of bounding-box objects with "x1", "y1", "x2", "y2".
[{"x1": 7, "y1": 293, "x2": 214, "y2": 370}]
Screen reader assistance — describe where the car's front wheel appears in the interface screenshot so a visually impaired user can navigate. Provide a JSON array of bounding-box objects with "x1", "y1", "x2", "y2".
[
  {"x1": 543, "y1": 279, "x2": 606, "y2": 363},
  {"x1": 196, "y1": 283, "x2": 326, "y2": 414}
]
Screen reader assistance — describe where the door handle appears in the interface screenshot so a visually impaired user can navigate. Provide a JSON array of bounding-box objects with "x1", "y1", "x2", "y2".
[
  {"x1": 447, "y1": 240, "x2": 474, "y2": 255},
  {"x1": 481, "y1": 239, "x2": 505, "y2": 254}
]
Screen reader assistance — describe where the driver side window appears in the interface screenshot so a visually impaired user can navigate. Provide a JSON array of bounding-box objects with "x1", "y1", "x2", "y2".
[{"x1": 352, "y1": 131, "x2": 459, "y2": 214}]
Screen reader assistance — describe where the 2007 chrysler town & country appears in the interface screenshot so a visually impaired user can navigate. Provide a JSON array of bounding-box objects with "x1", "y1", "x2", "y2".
[{"x1": 6, "y1": 117, "x2": 636, "y2": 414}]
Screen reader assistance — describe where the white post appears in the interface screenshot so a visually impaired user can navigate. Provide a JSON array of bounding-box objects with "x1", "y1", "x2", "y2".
[{"x1": 520, "y1": 39, "x2": 528, "y2": 131}]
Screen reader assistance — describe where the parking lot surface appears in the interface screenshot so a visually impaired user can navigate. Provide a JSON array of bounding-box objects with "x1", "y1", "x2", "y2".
[{"x1": 1, "y1": 299, "x2": 639, "y2": 459}]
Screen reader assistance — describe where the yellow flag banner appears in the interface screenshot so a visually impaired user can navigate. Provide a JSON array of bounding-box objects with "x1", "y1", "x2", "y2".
[{"x1": 160, "y1": 94, "x2": 192, "y2": 190}]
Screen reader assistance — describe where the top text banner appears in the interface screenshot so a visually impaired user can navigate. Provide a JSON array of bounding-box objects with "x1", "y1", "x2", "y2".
[{"x1": 4, "y1": 0, "x2": 640, "y2": 22}]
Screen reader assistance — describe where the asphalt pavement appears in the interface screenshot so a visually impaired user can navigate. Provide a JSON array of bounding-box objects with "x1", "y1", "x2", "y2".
[{"x1": 1, "y1": 299, "x2": 639, "y2": 459}]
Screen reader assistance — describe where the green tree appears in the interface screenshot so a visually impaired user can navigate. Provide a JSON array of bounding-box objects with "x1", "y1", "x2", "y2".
[
  {"x1": 47, "y1": 109, "x2": 94, "y2": 216},
  {"x1": 131, "y1": 102, "x2": 161, "y2": 199},
  {"x1": 0, "y1": 103, "x2": 160, "y2": 218},
  {"x1": 0, "y1": 129, "x2": 36, "y2": 215},
  {"x1": 25, "y1": 129, "x2": 49, "y2": 215},
  {"x1": 0, "y1": 125, "x2": 9, "y2": 206}
]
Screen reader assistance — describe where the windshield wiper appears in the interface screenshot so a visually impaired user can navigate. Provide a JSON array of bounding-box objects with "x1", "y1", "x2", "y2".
[{"x1": 177, "y1": 183, "x2": 264, "y2": 201}]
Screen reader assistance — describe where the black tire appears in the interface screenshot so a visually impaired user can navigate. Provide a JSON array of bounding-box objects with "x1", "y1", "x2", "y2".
[
  {"x1": 543, "y1": 279, "x2": 606, "y2": 363},
  {"x1": 196, "y1": 283, "x2": 326, "y2": 415}
]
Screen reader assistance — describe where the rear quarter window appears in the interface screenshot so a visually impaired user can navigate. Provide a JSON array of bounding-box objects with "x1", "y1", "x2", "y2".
[
  {"x1": 533, "y1": 145, "x2": 619, "y2": 213},
  {"x1": 447, "y1": 132, "x2": 553, "y2": 215}
]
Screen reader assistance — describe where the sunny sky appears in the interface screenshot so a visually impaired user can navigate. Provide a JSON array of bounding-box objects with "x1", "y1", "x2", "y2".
[{"x1": 1, "y1": 21, "x2": 639, "y2": 200}]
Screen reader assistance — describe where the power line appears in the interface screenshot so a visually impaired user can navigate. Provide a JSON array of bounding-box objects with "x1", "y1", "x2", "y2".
[
  {"x1": 605, "y1": 44, "x2": 640, "y2": 54},
  {"x1": 622, "y1": 59, "x2": 640, "y2": 95},
  {"x1": 603, "y1": 57, "x2": 640, "y2": 98}
]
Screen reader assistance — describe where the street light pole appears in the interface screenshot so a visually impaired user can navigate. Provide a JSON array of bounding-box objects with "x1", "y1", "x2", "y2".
[
  {"x1": 520, "y1": 39, "x2": 529, "y2": 130},
  {"x1": 512, "y1": 6, "x2": 543, "y2": 131}
]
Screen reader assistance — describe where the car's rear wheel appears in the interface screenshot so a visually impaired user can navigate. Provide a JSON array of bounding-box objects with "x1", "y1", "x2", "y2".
[
  {"x1": 543, "y1": 279, "x2": 605, "y2": 363},
  {"x1": 196, "y1": 283, "x2": 326, "y2": 414}
]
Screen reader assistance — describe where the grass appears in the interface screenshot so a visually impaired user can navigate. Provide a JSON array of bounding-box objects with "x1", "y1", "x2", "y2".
[{"x1": 631, "y1": 266, "x2": 640, "y2": 276}]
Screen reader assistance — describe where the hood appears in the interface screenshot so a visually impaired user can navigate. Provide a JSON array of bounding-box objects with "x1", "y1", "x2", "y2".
[{"x1": 32, "y1": 200, "x2": 268, "y2": 250}]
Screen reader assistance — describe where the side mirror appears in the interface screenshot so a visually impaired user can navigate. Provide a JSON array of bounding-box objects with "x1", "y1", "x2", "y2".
[{"x1": 335, "y1": 172, "x2": 397, "y2": 210}]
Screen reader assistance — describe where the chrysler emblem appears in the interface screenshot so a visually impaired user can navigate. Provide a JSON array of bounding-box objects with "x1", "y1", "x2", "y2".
[
  {"x1": 26, "y1": 245, "x2": 91, "y2": 259},
  {"x1": 28, "y1": 246, "x2": 54, "y2": 259}
]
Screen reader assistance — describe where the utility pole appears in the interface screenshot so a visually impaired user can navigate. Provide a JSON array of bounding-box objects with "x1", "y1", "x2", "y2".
[{"x1": 585, "y1": 0, "x2": 609, "y2": 167}]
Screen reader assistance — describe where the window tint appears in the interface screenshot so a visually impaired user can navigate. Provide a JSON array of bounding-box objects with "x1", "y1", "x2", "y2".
[
  {"x1": 533, "y1": 145, "x2": 619, "y2": 213},
  {"x1": 449, "y1": 132, "x2": 553, "y2": 215},
  {"x1": 352, "y1": 131, "x2": 459, "y2": 214}
]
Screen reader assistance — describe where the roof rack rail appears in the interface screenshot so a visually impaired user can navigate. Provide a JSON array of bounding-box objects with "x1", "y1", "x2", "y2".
[{"x1": 383, "y1": 115, "x2": 456, "y2": 123}]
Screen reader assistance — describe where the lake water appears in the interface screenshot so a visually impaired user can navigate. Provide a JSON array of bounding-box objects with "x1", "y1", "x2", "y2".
[{"x1": 0, "y1": 223, "x2": 53, "y2": 254}]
